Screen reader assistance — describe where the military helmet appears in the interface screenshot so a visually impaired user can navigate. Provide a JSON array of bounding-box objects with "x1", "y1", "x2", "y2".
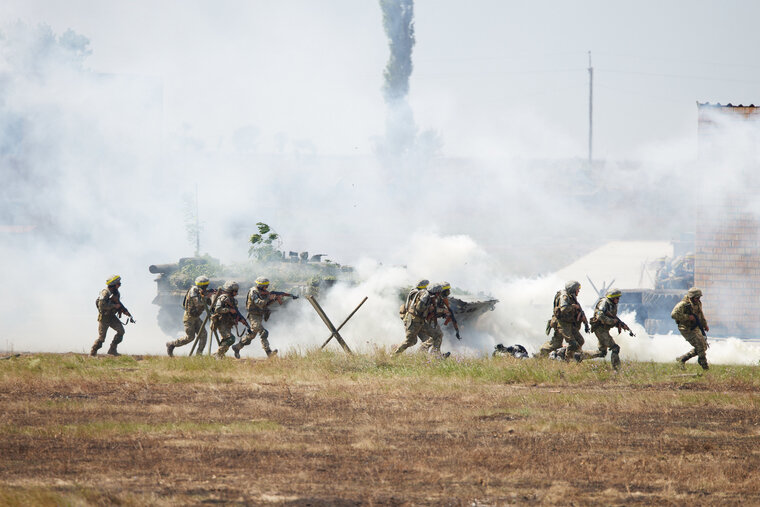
[
  {"x1": 255, "y1": 277, "x2": 270, "y2": 287},
  {"x1": 565, "y1": 280, "x2": 581, "y2": 292},
  {"x1": 440, "y1": 281, "x2": 451, "y2": 291},
  {"x1": 223, "y1": 280, "x2": 239, "y2": 292},
  {"x1": 415, "y1": 279, "x2": 430, "y2": 289},
  {"x1": 195, "y1": 275, "x2": 210, "y2": 287},
  {"x1": 106, "y1": 275, "x2": 121, "y2": 287},
  {"x1": 687, "y1": 287, "x2": 703, "y2": 299},
  {"x1": 428, "y1": 284, "x2": 443, "y2": 294},
  {"x1": 606, "y1": 288, "x2": 622, "y2": 299}
]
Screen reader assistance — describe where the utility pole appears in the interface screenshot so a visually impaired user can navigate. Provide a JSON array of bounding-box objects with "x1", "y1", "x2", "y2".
[
  {"x1": 194, "y1": 184, "x2": 200, "y2": 257},
  {"x1": 588, "y1": 50, "x2": 593, "y2": 166}
]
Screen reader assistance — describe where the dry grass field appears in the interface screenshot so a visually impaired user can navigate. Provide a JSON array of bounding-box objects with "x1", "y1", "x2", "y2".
[{"x1": 1, "y1": 351, "x2": 759, "y2": 506}]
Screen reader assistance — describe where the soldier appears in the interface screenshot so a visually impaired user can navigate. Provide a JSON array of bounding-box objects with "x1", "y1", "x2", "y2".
[
  {"x1": 166, "y1": 276, "x2": 213, "y2": 357},
  {"x1": 586, "y1": 288, "x2": 633, "y2": 370},
  {"x1": 671, "y1": 287, "x2": 710, "y2": 370},
  {"x1": 394, "y1": 280, "x2": 438, "y2": 355},
  {"x1": 421, "y1": 282, "x2": 460, "y2": 357},
  {"x1": 91, "y1": 275, "x2": 133, "y2": 357},
  {"x1": 539, "y1": 280, "x2": 588, "y2": 361},
  {"x1": 211, "y1": 281, "x2": 243, "y2": 359},
  {"x1": 232, "y1": 277, "x2": 283, "y2": 358}
]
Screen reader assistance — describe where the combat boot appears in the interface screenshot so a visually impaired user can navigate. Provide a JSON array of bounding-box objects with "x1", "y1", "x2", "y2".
[
  {"x1": 441, "y1": 351, "x2": 451, "y2": 359},
  {"x1": 166, "y1": 342, "x2": 175, "y2": 357},
  {"x1": 232, "y1": 343, "x2": 242, "y2": 359},
  {"x1": 265, "y1": 348, "x2": 278, "y2": 358},
  {"x1": 107, "y1": 344, "x2": 120, "y2": 357},
  {"x1": 90, "y1": 343, "x2": 101, "y2": 357},
  {"x1": 698, "y1": 357, "x2": 709, "y2": 370}
]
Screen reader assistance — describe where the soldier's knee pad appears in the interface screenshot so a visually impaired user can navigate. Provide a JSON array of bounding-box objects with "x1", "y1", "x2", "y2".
[
  {"x1": 221, "y1": 335, "x2": 235, "y2": 347},
  {"x1": 610, "y1": 344, "x2": 621, "y2": 355},
  {"x1": 260, "y1": 329, "x2": 269, "y2": 340}
]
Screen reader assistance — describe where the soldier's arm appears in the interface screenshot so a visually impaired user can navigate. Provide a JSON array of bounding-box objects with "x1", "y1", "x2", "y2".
[{"x1": 99, "y1": 293, "x2": 121, "y2": 313}]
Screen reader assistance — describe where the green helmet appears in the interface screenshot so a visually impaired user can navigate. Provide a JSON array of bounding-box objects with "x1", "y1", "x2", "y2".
[
  {"x1": 565, "y1": 280, "x2": 580, "y2": 292},
  {"x1": 195, "y1": 276, "x2": 210, "y2": 287},
  {"x1": 606, "y1": 288, "x2": 622, "y2": 299},
  {"x1": 223, "y1": 281, "x2": 239, "y2": 292},
  {"x1": 415, "y1": 279, "x2": 430, "y2": 289},
  {"x1": 255, "y1": 277, "x2": 270, "y2": 287},
  {"x1": 106, "y1": 275, "x2": 121, "y2": 287},
  {"x1": 687, "y1": 287, "x2": 703, "y2": 299}
]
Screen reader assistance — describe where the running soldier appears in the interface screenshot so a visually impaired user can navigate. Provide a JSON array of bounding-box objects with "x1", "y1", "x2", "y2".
[
  {"x1": 91, "y1": 275, "x2": 134, "y2": 357},
  {"x1": 211, "y1": 281, "x2": 243, "y2": 359},
  {"x1": 394, "y1": 281, "x2": 438, "y2": 355},
  {"x1": 421, "y1": 282, "x2": 460, "y2": 357},
  {"x1": 166, "y1": 276, "x2": 214, "y2": 357},
  {"x1": 539, "y1": 280, "x2": 588, "y2": 360},
  {"x1": 233, "y1": 277, "x2": 297, "y2": 358},
  {"x1": 671, "y1": 287, "x2": 710, "y2": 370},
  {"x1": 586, "y1": 288, "x2": 634, "y2": 369}
]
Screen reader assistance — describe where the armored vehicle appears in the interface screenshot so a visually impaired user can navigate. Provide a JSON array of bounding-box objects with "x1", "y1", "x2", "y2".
[
  {"x1": 149, "y1": 253, "x2": 354, "y2": 336},
  {"x1": 615, "y1": 253, "x2": 693, "y2": 335},
  {"x1": 150, "y1": 255, "x2": 499, "y2": 337}
]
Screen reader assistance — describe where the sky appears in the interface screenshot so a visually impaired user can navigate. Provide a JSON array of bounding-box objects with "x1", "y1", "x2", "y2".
[
  {"x1": 1, "y1": 1, "x2": 760, "y2": 360},
  {"x1": 3, "y1": 0, "x2": 760, "y2": 160}
]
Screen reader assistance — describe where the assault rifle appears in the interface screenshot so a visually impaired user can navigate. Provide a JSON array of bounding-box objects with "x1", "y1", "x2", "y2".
[
  {"x1": 268, "y1": 290, "x2": 300, "y2": 305},
  {"x1": 441, "y1": 298, "x2": 461, "y2": 340},
  {"x1": 116, "y1": 301, "x2": 136, "y2": 324},
  {"x1": 577, "y1": 304, "x2": 590, "y2": 334},
  {"x1": 614, "y1": 316, "x2": 635, "y2": 337}
]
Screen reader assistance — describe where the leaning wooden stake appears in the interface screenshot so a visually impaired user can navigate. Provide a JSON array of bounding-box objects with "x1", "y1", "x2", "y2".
[
  {"x1": 189, "y1": 292, "x2": 222, "y2": 356},
  {"x1": 320, "y1": 296, "x2": 368, "y2": 350},
  {"x1": 305, "y1": 295, "x2": 358, "y2": 354}
]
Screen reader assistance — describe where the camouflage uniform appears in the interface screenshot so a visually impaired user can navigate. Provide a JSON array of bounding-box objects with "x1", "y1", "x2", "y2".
[
  {"x1": 211, "y1": 289, "x2": 240, "y2": 359},
  {"x1": 91, "y1": 284, "x2": 125, "y2": 356},
  {"x1": 539, "y1": 282, "x2": 585, "y2": 359},
  {"x1": 420, "y1": 291, "x2": 447, "y2": 355},
  {"x1": 671, "y1": 288, "x2": 709, "y2": 370},
  {"x1": 234, "y1": 285, "x2": 277, "y2": 357},
  {"x1": 586, "y1": 294, "x2": 622, "y2": 369},
  {"x1": 394, "y1": 286, "x2": 437, "y2": 355},
  {"x1": 167, "y1": 285, "x2": 210, "y2": 355}
]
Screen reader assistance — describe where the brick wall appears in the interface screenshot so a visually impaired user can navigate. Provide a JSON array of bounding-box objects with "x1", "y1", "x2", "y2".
[
  {"x1": 696, "y1": 199, "x2": 760, "y2": 336},
  {"x1": 695, "y1": 103, "x2": 760, "y2": 337}
]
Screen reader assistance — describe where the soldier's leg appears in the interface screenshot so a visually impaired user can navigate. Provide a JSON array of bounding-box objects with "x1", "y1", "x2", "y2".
[
  {"x1": 107, "y1": 317, "x2": 126, "y2": 356},
  {"x1": 584, "y1": 330, "x2": 610, "y2": 359},
  {"x1": 692, "y1": 334, "x2": 709, "y2": 370},
  {"x1": 421, "y1": 325, "x2": 443, "y2": 354},
  {"x1": 394, "y1": 317, "x2": 422, "y2": 355},
  {"x1": 561, "y1": 323, "x2": 583, "y2": 361},
  {"x1": 91, "y1": 318, "x2": 110, "y2": 356},
  {"x1": 677, "y1": 330, "x2": 699, "y2": 364},
  {"x1": 539, "y1": 331, "x2": 563, "y2": 357},
  {"x1": 168, "y1": 318, "x2": 198, "y2": 356},
  {"x1": 215, "y1": 324, "x2": 235, "y2": 359},
  {"x1": 606, "y1": 335, "x2": 621, "y2": 370}
]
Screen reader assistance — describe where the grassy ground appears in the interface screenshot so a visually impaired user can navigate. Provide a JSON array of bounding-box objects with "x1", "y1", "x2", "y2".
[{"x1": 1, "y1": 350, "x2": 759, "y2": 505}]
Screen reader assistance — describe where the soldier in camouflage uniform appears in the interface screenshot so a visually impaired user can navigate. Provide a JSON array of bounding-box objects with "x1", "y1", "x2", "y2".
[
  {"x1": 211, "y1": 281, "x2": 242, "y2": 359},
  {"x1": 586, "y1": 288, "x2": 631, "y2": 370},
  {"x1": 539, "y1": 280, "x2": 588, "y2": 360},
  {"x1": 394, "y1": 280, "x2": 437, "y2": 355},
  {"x1": 91, "y1": 275, "x2": 132, "y2": 357},
  {"x1": 671, "y1": 287, "x2": 710, "y2": 370},
  {"x1": 166, "y1": 276, "x2": 213, "y2": 357},
  {"x1": 421, "y1": 282, "x2": 460, "y2": 357},
  {"x1": 232, "y1": 277, "x2": 279, "y2": 358}
]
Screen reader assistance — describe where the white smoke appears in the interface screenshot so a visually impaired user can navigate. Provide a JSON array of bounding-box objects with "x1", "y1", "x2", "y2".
[{"x1": 1, "y1": 15, "x2": 759, "y2": 367}]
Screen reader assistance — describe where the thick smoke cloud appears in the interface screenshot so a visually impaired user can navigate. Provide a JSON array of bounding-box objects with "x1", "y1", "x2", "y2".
[{"x1": 0, "y1": 16, "x2": 758, "y2": 365}]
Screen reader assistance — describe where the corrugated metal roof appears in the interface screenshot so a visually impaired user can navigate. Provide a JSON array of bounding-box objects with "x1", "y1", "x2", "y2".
[{"x1": 697, "y1": 101, "x2": 757, "y2": 108}]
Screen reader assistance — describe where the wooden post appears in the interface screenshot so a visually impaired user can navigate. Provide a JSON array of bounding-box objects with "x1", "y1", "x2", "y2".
[
  {"x1": 320, "y1": 296, "x2": 368, "y2": 349},
  {"x1": 306, "y1": 295, "x2": 354, "y2": 354}
]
